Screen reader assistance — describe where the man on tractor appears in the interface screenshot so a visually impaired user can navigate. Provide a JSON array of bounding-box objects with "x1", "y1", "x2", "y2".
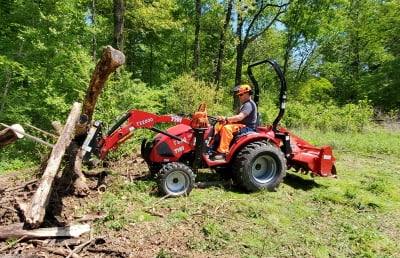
[{"x1": 212, "y1": 84, "x2": 258, "y2": 159}]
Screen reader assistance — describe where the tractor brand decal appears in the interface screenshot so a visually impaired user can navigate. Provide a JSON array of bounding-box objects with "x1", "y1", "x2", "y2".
[
  {"x1": 171, "y1": 116, "x2": 183, "y2": 123},
  {"x1": 136, "y1": 118, "x2": 154, "y2": 127},
  {"x1": 174, "y1": 146, "x2": 185, "y2": 154},
  {"x1": 173, "y1": 137, "x2": 187, "y2": 145},
  {"x1": 323, "y1": 155, "x2": 332, "y2": 160}
]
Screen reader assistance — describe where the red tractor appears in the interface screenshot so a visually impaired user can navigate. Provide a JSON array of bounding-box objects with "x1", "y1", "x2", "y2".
[{"x1": 82, "y1": 59, "x2": 336, "y2": 197}]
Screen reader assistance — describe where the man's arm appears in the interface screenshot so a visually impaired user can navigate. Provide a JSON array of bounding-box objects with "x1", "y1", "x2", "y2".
[
  {"x1": 226, "y1": 101, "x2": 253, "y2": 123},
  {"x1": 226, "y1": 112, "x2": 247, "y2": 123}
]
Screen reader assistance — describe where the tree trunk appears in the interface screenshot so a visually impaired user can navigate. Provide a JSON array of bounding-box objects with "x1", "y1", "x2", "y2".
[
  {"x1": 215, "y1": 0, "x2": 233, "y2": 89},
  {"x1": 82, "y1": 45, "x2": 125, "y2": 123},
  {"x1": 113, "y1": 0, "x2": 124, "y2": 52},
  {"x1": 92, "y1": 0, "x2": 97, "y2": 63},
  {"x1": 192, "y1": 0, "x2": 201, "y2": 79},
  {"x1": 0, "y1": 69, "x2": 12, "y2": 114},
  {"x1": 235, "y1": 43, "x2": 245, "y2": 87},
  {"x1": 24, "y1": 102, "x2": 81, "y2": 229},
  {"x1": 233, "y1": 43, "x2": 246, "y2": 110},
  {"x1": 72, "y1": 46, "x2": 125, "y2": 197},
  {"x1": 52, "y1": 121, "x2": 63, "y2": 136}
]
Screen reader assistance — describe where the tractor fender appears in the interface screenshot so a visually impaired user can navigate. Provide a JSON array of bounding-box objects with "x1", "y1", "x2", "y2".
[{"x1": 226, "y1": 131, "x2": 282, "y2": 162}]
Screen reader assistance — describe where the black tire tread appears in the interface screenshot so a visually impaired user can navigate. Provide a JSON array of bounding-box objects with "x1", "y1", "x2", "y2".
[
  {"x1": 157, "y1": 162, "x2": 195, "y2": 197},
  {"x1": 232, "y1": 141, "x2": 286, "y2": 192}
]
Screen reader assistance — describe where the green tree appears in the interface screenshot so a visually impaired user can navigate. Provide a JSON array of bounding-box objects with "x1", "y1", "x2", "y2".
[
  {"x1": 0, "y1": 0, "x2": 93, "y2": 128},
  {"x1": 233, "y1": 0, "x2": 288, "y2": 86},
  {"x1": 316, "y1": 0, "x2": 399, "y2": 110},
  {"x1": 359, "y1": 0, "x2": 400, "y2": 111}
]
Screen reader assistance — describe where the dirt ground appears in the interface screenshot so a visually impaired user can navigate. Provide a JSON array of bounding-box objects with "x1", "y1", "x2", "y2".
[{"x1": 0, "y1": 155, "x2": 218, "y2": 258}]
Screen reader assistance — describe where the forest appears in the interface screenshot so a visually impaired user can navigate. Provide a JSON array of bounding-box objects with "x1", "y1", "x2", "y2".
[{"x1": 0, "y1": 0, "x2": 399, "y2": 166}]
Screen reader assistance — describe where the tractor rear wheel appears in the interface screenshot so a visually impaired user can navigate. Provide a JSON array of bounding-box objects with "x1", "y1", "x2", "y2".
[
  {"x1": 232, "y1": 141, "x2": 286, "y2": 192},
  {"x1": 157, "y1": 162, "x2": 195, "y2": 197}
]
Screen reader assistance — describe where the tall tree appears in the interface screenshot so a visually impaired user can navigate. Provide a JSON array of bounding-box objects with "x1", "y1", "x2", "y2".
[
  {"x1": 0, "y1": 0, "x2": 93, "y2": 127},
  {"x1": 316, "y1": 0, "x2": 396, "y2": 107},
  {"x1": 123, "y1": 0, "x2": 185, "y2": 85},
  {"x1": 192, "y1": 0, "x2": 201, "y2": 78},
  {"x1": 215, "y1": 0, "x2": 233, "y2": 88},
  {"x1": 233, "y1": 0, "x2": 288, "y2": 86},
  {"x1": 91, "y1": 0, "x2": 97, "y2": 62},
  {"x1": 281, "y1": 0, "x2": 330, "y2": 79},
  {"x1": 113, "y1": 0, "x2": 124, "y2": 52}
]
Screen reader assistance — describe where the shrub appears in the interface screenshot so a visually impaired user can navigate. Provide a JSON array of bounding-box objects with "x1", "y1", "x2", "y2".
[
  {"x1": 281, "y1": 99, "x2": 373, "y2": 133},
  {"x1": 164, "y1": 73, "x2": 226, "y2": 115},
  {"x1": 95, "y1": 72, "x2": 167, "y2": 123},
  {"x1": 297, "y1": 77, "x2": 334, "y2": 103}
]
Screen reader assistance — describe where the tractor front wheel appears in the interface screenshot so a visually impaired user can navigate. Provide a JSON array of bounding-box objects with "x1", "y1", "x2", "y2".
[
  {"x1": 232, "y1": 141, "x2": 286, "y2": 192},
  {"x1": 157, "y1": 162, "x2": 195, "y2": 197}
]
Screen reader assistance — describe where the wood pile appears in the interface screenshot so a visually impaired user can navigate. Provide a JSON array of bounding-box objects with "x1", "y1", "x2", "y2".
[{"x1": 0, "y1": 45, "x2": 126, "y2": 256}]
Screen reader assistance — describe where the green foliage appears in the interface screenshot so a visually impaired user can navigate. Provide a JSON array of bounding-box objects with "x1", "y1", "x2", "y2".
[
  {"x1": 313, "y1": 0, "x2": 400, "y2": 111},
  {"x1": 0, "y1": 138, "x2": 47, "y2": 174},
  {"x1": 155, "y1": 248, "x2": 172, "y2": 258},
  {"x1": 282, "y1": 99, "x2": 373, "y2": 132},
  {"x1": 95, "y1": 73, "x2": 167, "y2": 122},
  {"x1": 297, "y1": 77, "x2": 333, "y2": 103},
  {"x1": 0, "y1": 0, "x2": 93, "y2": 129},
  {"x1": 298, "y1": 126, "x2": 400, "y2": 156},
  {"x1": 164, "y1": 73, "x2": 227, "y2": 115}
]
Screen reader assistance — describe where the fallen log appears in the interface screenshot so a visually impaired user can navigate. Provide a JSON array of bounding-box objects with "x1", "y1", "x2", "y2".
[
  {"x1": 0, "y1": 223, "x2": 90, "y2": 240},
  {"x1": 0, "y1": 123, "x2": 24, "y2": 147},
  {"x1": 0, "y1": 122, "x2": 54, "y2": 148},
  {"x1": 24, "y1": 102, "x2": 81, "y2": 228}
]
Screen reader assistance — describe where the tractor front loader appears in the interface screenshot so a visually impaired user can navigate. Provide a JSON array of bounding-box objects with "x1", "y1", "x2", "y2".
[{"x1": 82, "y1": 59, "x2": 336, "y2": 197}]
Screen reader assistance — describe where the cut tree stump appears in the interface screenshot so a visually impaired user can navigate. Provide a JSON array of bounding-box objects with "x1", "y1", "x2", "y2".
[
  {"x1": 24, "y1": 102, "x2": 82, "y2": 229},
  {"x1": 0, "y1": 123, "x2": 24, "y2": 147}
]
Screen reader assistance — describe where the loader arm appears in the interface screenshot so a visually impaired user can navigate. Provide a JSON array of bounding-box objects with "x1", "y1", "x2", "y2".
[{"x1": 82, "y1": 110, "x2": 192, "y2": 160}]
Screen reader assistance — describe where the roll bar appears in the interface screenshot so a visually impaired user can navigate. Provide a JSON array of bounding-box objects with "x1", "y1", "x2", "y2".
[{"x1": 247, "y1": 59, "x2": 287, "y2": 132}]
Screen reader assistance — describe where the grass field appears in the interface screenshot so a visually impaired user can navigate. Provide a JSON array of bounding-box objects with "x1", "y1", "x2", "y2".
[{"x1": 85, "y1": 125, "x2": 400, "y2": 257}]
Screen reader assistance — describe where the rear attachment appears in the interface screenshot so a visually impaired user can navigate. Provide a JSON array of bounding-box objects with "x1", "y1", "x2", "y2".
[{"x1": 280, "y1": 128, "x2": 337, "y2": 177}]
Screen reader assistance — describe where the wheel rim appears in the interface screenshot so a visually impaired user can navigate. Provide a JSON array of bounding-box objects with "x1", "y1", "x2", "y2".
[
  {"x1": 165, "y1": 170, "x2": 190, "y2": 194},
  {"x1": 251, "y1": 155, "x2": 277, "y2": 184}
]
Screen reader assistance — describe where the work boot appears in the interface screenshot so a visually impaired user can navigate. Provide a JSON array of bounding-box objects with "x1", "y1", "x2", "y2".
[{"x1": 213, "y1": 152, "x2": 226, "y2": 160}]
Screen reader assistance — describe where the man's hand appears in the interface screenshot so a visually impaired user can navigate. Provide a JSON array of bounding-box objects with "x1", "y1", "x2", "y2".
[{"x1": 216, "y1": 116, "x2": 227, "y2": 123}]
